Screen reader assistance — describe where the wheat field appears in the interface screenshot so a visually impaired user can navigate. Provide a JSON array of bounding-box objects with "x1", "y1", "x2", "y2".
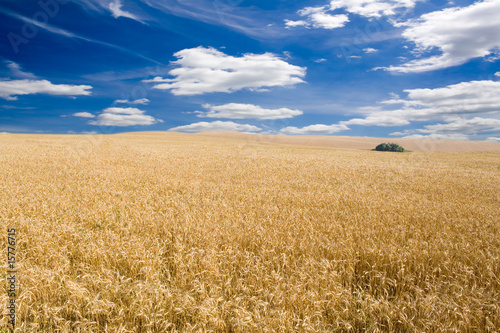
[{"x1": 1, "y1": 132, "x2": 499, "y2": 332}]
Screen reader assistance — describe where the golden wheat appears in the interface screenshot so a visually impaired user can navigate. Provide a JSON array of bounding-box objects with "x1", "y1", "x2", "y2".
[{"x1": 1, "y1": 132, "x2": 499, "y2": 332}]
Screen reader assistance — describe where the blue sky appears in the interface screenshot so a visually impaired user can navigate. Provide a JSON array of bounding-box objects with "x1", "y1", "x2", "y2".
[{"x1": 0, "y1": 0, "x2": 499, "y2": 140}]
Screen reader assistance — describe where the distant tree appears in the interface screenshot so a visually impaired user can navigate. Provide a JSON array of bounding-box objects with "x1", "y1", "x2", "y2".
[{"x1": 375, "y1": 142, "x2": 405, "y2": 152}]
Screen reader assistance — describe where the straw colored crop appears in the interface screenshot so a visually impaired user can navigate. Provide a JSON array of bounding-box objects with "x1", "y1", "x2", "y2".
[{"x1": 1, "y1": 132, "x2": 499, "y2": 332}]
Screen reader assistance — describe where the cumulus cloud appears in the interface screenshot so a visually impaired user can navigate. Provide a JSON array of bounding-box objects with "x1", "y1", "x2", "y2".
[
  {"x1": 317, "y1": 79, "x2": 500, "y2": 139},
  {"x1": 114, "y1": 98, "x2": 150, "y2": 105},
  {"x1": 363, "y1": 48, "x2": 378, "y2": 54},
  {"x1": 329, "y1": 0, "x2": 421, "y2": 18},
  {"x1": 386, "y1": 80, "x2": 500, "y2": 120},
  {"x1": 382, "y1": 0, "x2": 500, "y2": 72},
  {"x1": 280, "y1": 123, "x2": 349, "y2": 135},
  {"x1": 397, "y1": 133, "x2": 470, "y2": 140},
  {"x1": 347, "y1": 80, "x2": 500, "y2": 126},
  {"x1": 169, "y1": 121, "x2": 261, "y2": 133},
  {"x1": 89, "y1": 107, "x2": 161, "y2": 126},
  {"x1": 486, "y1": 137, "x2": 500, "y2": 142},
  {"x1": 0, "y1": 79, "x2": 92, "y2": 100},
  {"x1": 73, "y1": 112, "x2": 95, "y2": 118},
  {"x1": 197, "y1": 103, "x2": 303, "y2": 120},
  {"x1": 143, "y1": 47, "x2": 306, "y2": 95},
  {"x1": 391, "y1": 117, "x2": 500, "y2": 140},
  {"x1": 286, "y1": 6, "x2": 349, "y2": 29},
  {"x1": 284, "y1": 19, "x2": 309, "y2": 28},
  {"x1": 419, "y1": 117, "x2": 500, "y2": 134},
  {"x1": 286, "y1": 0, "x2": 419, "y2": 30},
  {"x1": 342, "y1": 116, "x2": 410, "y2": 127}
]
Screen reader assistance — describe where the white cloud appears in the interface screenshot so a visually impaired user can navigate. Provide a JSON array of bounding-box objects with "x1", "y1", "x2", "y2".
[
  {"x1": 197, "y1": 103, "x2": 303, "y2": 120},
  {"x1": 382, "y1": 0, "x2": 500, "y2": 72},
  {"x1": 142, "y1": 77, "x2": 173, "y2": 83},
  {"x1": 391, "y1": 80, "x2": 500, "y2": 119},
  {"x1": 89, "y1": 107, "x2": 161, "y2": 126},
  {"x1": 4, "y1": 61, "x2": 37, "y2": 79},
  {"x1": 495, "y1": 72, "x2": 500, "y2": 77},
  {"x1": 168, "y1": 121, "x2": 261, "y2": 133},
  {"x1": 109, "y1": 0, "x2": 142, "y2": 22},
  {"x1": 329, "y1": 0, "x2": 420, "y2": 18},
  {"x1": 144, "y1": 47, "x2": 306, "y2": 95},
  {"x1": 342, "y1": 116, "x2": 410, "y2": 127},
  {"x1": 421, "y1": 117, "x2": 500, "y2": 133},
  {"x1": 314, "y1": 58, "x2": 328, "y2": 63},
  {"x1": 114, "y1": 98, "x2": 150, "y2": 105},
  {"x1": 286, "y1": 6, "x2": 349, "y2": 30},
  {"x1": 330, "y1": 80, "x2": 500, "y2": 140},
  {"x1": 0, "y1": 105, "x2": 35, "y2": 110},
  {"x1": 280, "y1": 123, "x2": 349, "y2": 135},
  {"x1": 486, "y1": 137, "x2": 500, "y2": 142},
  {"x1": 363, "y1": 48, "x2": 378, "y2": 54},
  {"x1": 349, "y1": 80, "x2": 500, "y2": 126},
  {"x1": 398, "y1": 133, "x2": 470, "y2": 140},
  {"x1": 302, "y1": 8, "x2": 349, "y2": 29},
  {"x1": 73, "y1": 112, "x2": 95, "y2": 118},
  {"x1": 99, "y1": 107, "x2": 143, "y2": 114},
  {"x1": 284, "y1": 19, "x2": 309, "y2": 28},
  {"x1": 0, "y1": 79, "x2": 92, "y2": 100},
  {"x1": 286, "y1": 0, "x2": 419, "y2": 30},
  {"x1": 391, "y1": 117, "x2": 500, "y2": 140}
]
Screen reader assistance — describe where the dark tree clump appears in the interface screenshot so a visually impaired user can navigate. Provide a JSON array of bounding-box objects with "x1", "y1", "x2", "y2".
[{"x1": 375, "y1": 143, "x2": 405, "y2": 152}]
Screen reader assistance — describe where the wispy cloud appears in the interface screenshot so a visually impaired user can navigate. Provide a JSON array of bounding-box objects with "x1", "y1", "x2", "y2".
[
  {"x1": 109, "y1": 0, "x2": 144, "y2": 23},
  {"x1": 2, "y1": 10, "x2": 162, "y2": 65},
  {"x1": 114, "y1": 98, "x2": 150, "y2": 105},
  {"x1": 140, "y1": 0, "x2": 289, "y2": 39},
  {"x1": 3, "y1": 60, "x2": 38, "y2": 79},
  {"x1": 82, "y1": 66, "x2": 170, "y2": 82},
  {"x1": 73, "y1": 0, "x2": 288, "y2": 39}
]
